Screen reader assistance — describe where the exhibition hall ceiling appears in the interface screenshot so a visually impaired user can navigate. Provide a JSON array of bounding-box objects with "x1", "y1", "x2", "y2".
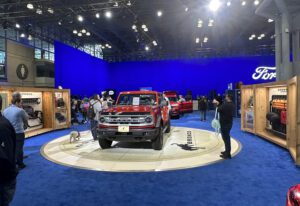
[{"x1": 0, "y1": 0, "x2": 293, "y2": 61}]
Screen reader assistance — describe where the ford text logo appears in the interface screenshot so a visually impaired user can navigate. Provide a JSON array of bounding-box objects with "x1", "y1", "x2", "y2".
[{"x1": 252, "y1": 66, "x2": 276, "y2": 80}]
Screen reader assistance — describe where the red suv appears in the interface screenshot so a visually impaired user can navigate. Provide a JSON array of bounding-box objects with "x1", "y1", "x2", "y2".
[
  {"x1": 164, "y1": 91, "x2": 193, "y2": 118},
  {"x1": 97, "y1": 91, "x2": 171, "y2": 150}
]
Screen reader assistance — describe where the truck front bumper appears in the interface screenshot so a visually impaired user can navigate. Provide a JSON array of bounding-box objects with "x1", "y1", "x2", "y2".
[{"x1": 97, "y1": 127, "x2": 159, "y2": 142}]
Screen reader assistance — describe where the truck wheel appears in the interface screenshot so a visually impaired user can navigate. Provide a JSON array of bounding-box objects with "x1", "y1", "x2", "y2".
[
  {"x1": 165, "y1": 119, "x2": 171, "y2": 133},
  {"x1": 152, "y1": 125, "x2": 163, "y2": 150},
  {"x1": 98, "y1": 138, "x2": 112, "y2": 149}
]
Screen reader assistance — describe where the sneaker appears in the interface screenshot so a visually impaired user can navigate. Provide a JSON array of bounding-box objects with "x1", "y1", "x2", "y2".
[{"x1": 18, "y1": 164, "x2": 26, "y2": 170}]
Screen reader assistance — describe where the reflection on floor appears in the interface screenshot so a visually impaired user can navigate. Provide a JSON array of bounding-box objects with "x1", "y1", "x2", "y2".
[
  {"x1": 41, "y1": 127, "x2": 241, "y2": 172},
  {"x1": 12, "y1": 111, "x2": 300, "y2": 206}
]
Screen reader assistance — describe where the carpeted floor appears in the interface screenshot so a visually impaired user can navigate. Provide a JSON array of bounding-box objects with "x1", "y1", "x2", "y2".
[{"x1": 11, "y1": 111, "x2": 300, "y2": 206}]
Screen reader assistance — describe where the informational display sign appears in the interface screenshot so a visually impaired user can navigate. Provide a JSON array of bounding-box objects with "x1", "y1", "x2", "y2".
[{"x1": 132, "y1": 97, "x2": 140, "y2": 106}]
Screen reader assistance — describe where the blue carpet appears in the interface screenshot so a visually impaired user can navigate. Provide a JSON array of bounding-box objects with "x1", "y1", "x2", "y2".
[{"x1": 11, "y1": 111, "x2": 300, "y2": 206}]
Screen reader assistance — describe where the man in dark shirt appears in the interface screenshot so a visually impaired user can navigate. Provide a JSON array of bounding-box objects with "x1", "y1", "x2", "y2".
[
  {"x1": 0, "y1": 95, "x2": 18, "y2": 206},
  {"x1": 218, "y1": 94, "x2": 235, "y2": 159}
]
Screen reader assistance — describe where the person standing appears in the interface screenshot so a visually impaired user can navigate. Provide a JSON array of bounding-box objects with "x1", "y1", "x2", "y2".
[
  {"x1": 3, "y1": 92, "x2": 28, "y2": 169},
  {"x1": 89, "y1": 95, "x2": 102, "y2": 140},
  {"x1": 0, "y1": 95, "x2": 18, "y2": 206},
  {"x1": 217, "y1": 94, "x2": 235, "y2": 159},
  {"x1": 199, "y1": 96, "x2": 207, "y2": 121}
]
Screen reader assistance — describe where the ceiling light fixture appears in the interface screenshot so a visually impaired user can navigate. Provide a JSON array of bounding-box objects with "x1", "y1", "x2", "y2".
[
  {"x1": 242, "y1": 1, "x2": 246, "y2": 6},
  {"x1": 36, "y1": 8, "x2": 42, "y2": 15},
  {"x1": 96, "y1": 13, "x2": 100, "y2": 18},
  {"x1": 254, "y1": 0, "x2": 259, "y2": 5},
  {"x1": 251, "y1": 34, "x2": 256, "y2": 38},
  {"x1": 185, "y1": 7, "x2": 189, "y2": 12},
  {"x1": 249, "y1": 37, "x2": 253, "y2": 40},
  {"x1": 268, "y1": 19, "x2": 274, "y2": 23},
  {"x1": 58, "y1": 21, "x2": 62, "y2": 25},
  {"x1": 28, "y1": 35, "x2": 33, "y2": 40},
  {"x1": 20, "y1": 33, "x2": 26, "y2": 38},
  {"x1": 113, "y1": 2, "x2": 119, "y2": 7},
  {"x1": 204, "y1": 37, "x2": 208, "y2": 42},
  {"x1": 77, "y1": 15, "x2": 84, "y2": 22},
  {"x1": 47, "y1": 8, "x2": 54, "y2": 14},
  {"x1": 144, "y1": 28, "x2": 149, "y2": 32},
  {"x1": 86, "y1": 32, "x2": 91, "y2": 36},
  {"x1": 81, "y1": 29, "x2": 86, "y2": 33},
  {"x1": 132, "y1": 25, "x2": 137, "y2": 30},
  {"x1": 145, "y1": 46, "x2": 149, "y2": 51},
  {"x1": 27, "y1": 3, "x2": 34, "y2": 10},
  {"x1": 127, "y1": 1, "x2": 132, "y2": 6},
  {"x1": 258, "y1": 36, "x2": 262, "y2": 40},
  {"x1": 105, "y1": 44, "x2": 109, "y2": 48},
  {"x1": 227, "y1": 1, "x2": 231, "y2": 6},
  {"x1": 153, "y1": 41, "x2": 158, "y2": 46},
  {"x1": 141, "y1": 24, "x2": 146, "y2": 29},
  {"x1": 105, "y1": 11, "x2": 112, "y2": 18},
  {"x1": 260, "y1": 33, "x2": 265, "y2": 38},
  {"x1": 15, "y1": 23, "x2": 20, "y2": 29},
  {"x1": 73, "y1": 30, "x2": 78, "y2": 34},
  {"x1": 209, "y1": 0, "x2": 222, "y2": 12},
  {"x1": 78, "y1": 33, "x2": 82, "y2": 37},
  {"x1": 157, "y1": 10, "x2": 163, "y2": 17},
  {"x1": 196, "y1": 37, "x2": 200, "y2": 43}
]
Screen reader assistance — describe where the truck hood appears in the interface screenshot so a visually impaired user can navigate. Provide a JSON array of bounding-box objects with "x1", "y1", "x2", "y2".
[{"x1": 102, "y1": 105, "x2": 155, "y2": 115}]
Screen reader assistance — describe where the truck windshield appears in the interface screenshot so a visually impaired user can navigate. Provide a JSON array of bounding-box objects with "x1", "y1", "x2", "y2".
[
  {"x1": 117, "y1": 94, "x2": 157, "y2": 106},
  {"x1": 168, "y1": 97, "x2": 178, "y2": 102}
]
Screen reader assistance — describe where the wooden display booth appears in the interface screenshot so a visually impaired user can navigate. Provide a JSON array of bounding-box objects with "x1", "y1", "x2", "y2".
[
  {"x1": 0, "y1": 86, "x2": 71, "y2": 138},
  {"x1": 241, "y1": 76, "x2": 300, "y2": 165}
]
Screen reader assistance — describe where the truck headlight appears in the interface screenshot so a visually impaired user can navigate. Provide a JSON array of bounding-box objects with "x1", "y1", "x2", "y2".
[{"x1": 145, "y1": 116, "x2": 153, "y2": 123}]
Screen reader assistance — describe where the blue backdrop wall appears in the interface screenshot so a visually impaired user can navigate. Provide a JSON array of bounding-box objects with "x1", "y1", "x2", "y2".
[
  {"x1": 109, "y1": 56, "x2": 275, "y2": 97},
  {"x1": 54, "y1": 41, "x2": 109, "y2": 97},
  {"x1": 55, "y1": 42, "x2": 275, "y2": 97}
]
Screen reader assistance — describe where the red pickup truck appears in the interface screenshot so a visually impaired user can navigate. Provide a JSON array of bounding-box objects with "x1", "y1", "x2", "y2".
[
  {"x1": 164, "y1": 91, "x2": 193, "y2": 118},
  {"x1": 97, "y1": 91, "x2": 171, "y2": 150}
]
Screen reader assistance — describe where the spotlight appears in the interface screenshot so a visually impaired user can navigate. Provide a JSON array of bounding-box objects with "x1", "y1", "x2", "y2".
[
  {"x1": 258, "y1": 36, "x2": 262, "y2": 40},
  {"x1": 127, "y1": 1, "x2": 132, "y2": 6},
  {"x1": 227, "y1": 1, "x2": 231, "y2": 6},
  {"x1": 73, "y1": 30, "x2": 78, "y2": 34},
  {"x1": 185, "y1": 7, "x2": 189, "y2": 12},
  {"x1": 144, "y1": 28, "x2": 148, "y2": 32},
  {"x1": 254, "y1": 0, "x2": 259, "y2": 5},
  {"x1": 27, "y1": 3, "x2": 34, "y2": 10},
  {"x1": 113, "y1": 2, "x2": 119, "y2": 7},
  {"x1": 36, "y1": 8, "x2": 42, "y2": 15},
  {"x1": 105, "y1": 11, "x2": 112, "y2": 18},
  {"x1": 209, "y1": 0, "x2": 222, "y2": 12},
  {"x1": 260, "y1": 33, "x2": 265, "y2": 38},
  {"x1": 95, "y1": 13, "x2": 100, "y2": 18},
  {"x1": 268, "y1": 19, "x2": 274, "y2": 23},
  {"x1": 132, "y1": 25, "x2": 137, "y2": 30},
  {"x1": 249, "y1": 37, "x2": 253, "y2": 40},
  {"x1": 28, "y1": 35, "x2": 33, "y2": 40},
  {"x1": 204, "y1": 37, "x2": 208, "y2": 42},
  {"x1": 152, "y1": 40, "x2": 158, "y2": 46},
  {"x1": 78, "y1": 33, "x2": 82, "y2": 37},
  {"x1": 20, "y1": 33, "x2": 26, "y2": 38},
  {"x1": 81, "y1": 29, "x2": 86, "y2": 33},
  {"x1": 58, "y1": 21, "x2": 62, "y2": 26},
  {"x1": 77, "y1": 15, "x2": 84, "y2": 22},
  {"x1": 145, "y1": 46, "x2": 149, "y2": 51},
  {"x1": 105, "y1": 44, "x2": 109, "y2": 48},
  {"x1": 141, "y1": 24, "x2": 146, "y2": 29},
  {"x1": 15, "y1": 23, "x2": 20, "y2": 29},
  {"x1": 196, "y1": 38, "x2": 200, "y2": 43},
  {"x1": 157, "y1": 10, "x2": 163, "y2": 17},
  {"x1": 241, "y1": 1, "x2": 246, "y2": 6},
  {"x1": 86, "y1": 32, "x2": 91, "y2": 36},
  {"x1": 47, "y1": 8, "x2": 54, "y2": 14},
  {"x1": 251, "y1": 34, "x2": 256, "y2": 38}
]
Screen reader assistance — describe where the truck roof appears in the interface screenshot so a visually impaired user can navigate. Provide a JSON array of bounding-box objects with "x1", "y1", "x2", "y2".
[{"x1": 119, "y1": 91, "x2": 159, "y2": 95}]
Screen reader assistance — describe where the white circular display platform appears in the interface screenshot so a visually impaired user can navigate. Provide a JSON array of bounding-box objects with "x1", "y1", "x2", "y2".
[{"x1": 41, "y1": 127, "x2": 241, "y2": 172}]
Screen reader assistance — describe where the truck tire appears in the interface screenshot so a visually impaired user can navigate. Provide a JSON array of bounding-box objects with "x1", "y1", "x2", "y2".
[
  {"x1": 152, "y1": 125, "x2": 163, "y2": 150},
  {"x1": 165, "y1": 119, "x2": 171, "y2": 133},
  {"x1": 98, "y1": 138, "x2": 112, "y2": 149}
]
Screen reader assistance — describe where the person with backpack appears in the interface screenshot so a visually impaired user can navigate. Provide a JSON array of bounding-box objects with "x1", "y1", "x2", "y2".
[
  {"x1": 0, "y1": 95, "x2": 18, "y2": 206},
  {"x1": 89, "y1": 95, "x2": 102, "y2": 140}
]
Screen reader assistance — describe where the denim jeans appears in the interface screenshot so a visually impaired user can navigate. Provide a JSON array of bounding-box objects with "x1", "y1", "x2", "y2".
[
  {"x1": 0, "y1": 179, "x2": 16, "y2": 206},
  {"x1": 90, "y1": 120, "x2": 98, "y2": 140},
  {"x1": 15, "y1": 133, "x2": 25, "y2": 166}
]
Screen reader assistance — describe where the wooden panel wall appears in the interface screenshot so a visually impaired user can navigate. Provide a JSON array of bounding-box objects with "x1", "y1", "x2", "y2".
[
  {"x1": 42, "y1": 92, "x2": 54, "y2": 129},
  {"x1": 254, "y1": 87, "x2": 268, "y2": 134}
]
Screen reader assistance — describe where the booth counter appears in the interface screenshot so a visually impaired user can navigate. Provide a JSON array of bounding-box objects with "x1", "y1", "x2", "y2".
[
  {"x1": 241, "y1": 76, "x2": 300, "y2": 165},
  {"x1": 0, "y1": 86, "x2": 71, "y2": 138}
]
